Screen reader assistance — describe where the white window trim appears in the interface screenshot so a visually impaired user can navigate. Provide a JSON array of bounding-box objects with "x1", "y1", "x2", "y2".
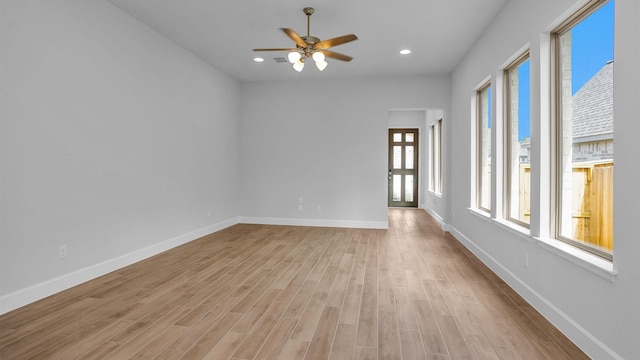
[
  {"x1": 436, "y1": 118, "x2": 444, "y2": 195},
  {"x1": 428, "y1": 124, "x2": 435, "y2": 193},
  {"x1": 535, "y1": 236, "x2": 616, "y2": 282},
  {"x1": 502, "y1": 50, "x2": 531, "y2": 228},
  {"x1": 473, "y1": 79, "x2": 493, "y2": 214},
  {"x1": 550, "y1": 0, "x2": 613, "y2": 261}
]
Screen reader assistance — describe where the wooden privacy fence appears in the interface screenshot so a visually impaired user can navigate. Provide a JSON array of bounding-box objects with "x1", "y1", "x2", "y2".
[
  {"x1": 572, "y1": 163, "x2": 613, "y2": 250},
  {"x1": 519, "y1": 162, "x2": 613, "y2": 251}
]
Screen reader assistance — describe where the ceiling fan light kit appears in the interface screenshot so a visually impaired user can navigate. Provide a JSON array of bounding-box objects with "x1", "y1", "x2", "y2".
[
  {"x1": 293, "y1": 58, "x2": 305, "y2": 72},
  {"x1": 253, "y1": 7, "x2": 358, "y2": 72}
]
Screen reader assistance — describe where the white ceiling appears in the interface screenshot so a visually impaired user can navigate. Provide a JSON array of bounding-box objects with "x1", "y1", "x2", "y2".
[{"x1": 107, "y1": 0, "x2": 507, "y2": 82}]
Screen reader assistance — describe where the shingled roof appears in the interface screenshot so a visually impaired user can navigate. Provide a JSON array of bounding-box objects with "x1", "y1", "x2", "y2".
[{"x1": 572, "y1": 61, "x2": 614, "y2": 140}]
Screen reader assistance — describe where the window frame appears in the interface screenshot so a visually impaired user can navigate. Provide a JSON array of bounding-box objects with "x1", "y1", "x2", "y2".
[
  {"x1": 503, "y1": 51, "x2": 531, "y2": 228},
  {"x1": 437, "y1": 118, "x2": 443, "y2": 194},
  {"x1": 551, "y1": 0, "x2": 613, "y2": 260},
  {"x1": 476, "y1": 81, "x2": 492, "y2": 213},
  {"x1": 429, "y1": 118, "x2": 444, "y2": 195},
  {"x1": 429, "y1": 124, "x2": 436, "y2": 192}
]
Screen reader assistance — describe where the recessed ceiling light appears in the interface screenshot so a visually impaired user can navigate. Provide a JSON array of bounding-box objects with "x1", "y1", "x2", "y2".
[
  {"x1": 400, "y1": 49, "x2": 411, "y2": 55},
  {"x1": 253, "y1": 57, "x2": 265, "y2": 62}
]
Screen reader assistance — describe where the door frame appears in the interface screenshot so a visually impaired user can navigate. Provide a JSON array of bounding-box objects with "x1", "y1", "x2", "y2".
[{"x1": 388, "y1": 128, "x2": 420, "y2": 207}]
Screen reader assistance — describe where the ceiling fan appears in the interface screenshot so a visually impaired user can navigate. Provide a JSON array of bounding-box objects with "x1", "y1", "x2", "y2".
[{"x1": 253, "y1": 7, "x2": 358, "y2": 72}]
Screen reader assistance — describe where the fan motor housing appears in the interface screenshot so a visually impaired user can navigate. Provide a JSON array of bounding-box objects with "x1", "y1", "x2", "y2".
[{"x1": 301, "y1": 36, "x2": 321, "y2": 45}]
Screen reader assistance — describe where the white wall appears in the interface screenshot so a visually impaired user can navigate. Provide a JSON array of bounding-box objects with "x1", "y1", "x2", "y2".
[
  {"x1": 0, "y1": 0, "x2": 241, "y2": 312},
  {"x1": 445, "y1": 0, "x2": 640, "y2": 358},
  {"x1": 3, "y1": 1, "x2": 637, "y2": 358},
  {"x1": 239, "y1": 76, "x2": 450, "y2": 229}
]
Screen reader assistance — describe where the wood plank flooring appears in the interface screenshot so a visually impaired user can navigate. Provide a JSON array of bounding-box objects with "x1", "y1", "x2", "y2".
[{"x1": 0, "y1": 209, "x2": 589, "y2": 359}]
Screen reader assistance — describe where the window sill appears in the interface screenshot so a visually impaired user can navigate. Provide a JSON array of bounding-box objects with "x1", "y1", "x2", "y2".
[
  {"x1": 468, "y1": 208, "x2": 531, "y2": 240},
  {"x1": 534, "y1": 236, "x2": 617, "y2": 283},
  {"x1": 468, "y1": 207, "x2": 491, "y2": 222},
  {"x1": 467, "y1": 207, "x2": 615, "y2": 282},
  {"x1": 492, "y1": 218, "x2": 532, "y2": 243}
]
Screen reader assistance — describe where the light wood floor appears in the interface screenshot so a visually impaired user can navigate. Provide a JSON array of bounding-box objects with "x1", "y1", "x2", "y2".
[{"x1": 0, "y1": 209, "x2": 589, "y2": 360}]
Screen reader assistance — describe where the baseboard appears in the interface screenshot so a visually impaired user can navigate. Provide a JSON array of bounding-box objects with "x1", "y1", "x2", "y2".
[
  {"x1": 238, "y1": 216, "x2": 389, "y2": 230},
  {"x1": 421, "y1": 206, "x2": 445, "y2": 230},
  {"x1": 446, "y1": 225, "x2": 623, "y2": 360},
  {"x1": 0, "y1": 217, "x2": 240, "y2": 315}
]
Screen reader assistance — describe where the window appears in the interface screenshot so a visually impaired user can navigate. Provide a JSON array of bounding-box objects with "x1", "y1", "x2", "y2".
[
  {"x1": 552, "y1": 0, "x2": 614, "y2": 259},
  {"x1": 476, "y1": 82, "x2": 492, "y2": 212},
  {"x1": 504, "y1": 52, "x2": 531, "y2": 226},
  {"x1": 429, "y1": 124, "x2": 435, "y2": 192},
  {"x1": 437, "y1": 118, "x2": 443, "y2": 194},
  {"x1": 429, "y1": 119, "x2": 444, "y2": 194}
]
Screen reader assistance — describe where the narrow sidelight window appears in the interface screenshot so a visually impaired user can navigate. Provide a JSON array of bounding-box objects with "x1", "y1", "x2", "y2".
[
  {"x1": 437, "y1": 118, "x2": 443, "y2": 194},
  {"x1": 504, "y1": 52, "x2": 531, "y2": 226},
  {"x1": 477, "y1": 82, "x2": 492, "y2": 212}
]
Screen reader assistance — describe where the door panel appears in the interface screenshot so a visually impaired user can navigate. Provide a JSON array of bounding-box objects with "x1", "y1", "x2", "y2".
[{"x1": 389, "y1": 129, "x2": 419, "y2": 207}]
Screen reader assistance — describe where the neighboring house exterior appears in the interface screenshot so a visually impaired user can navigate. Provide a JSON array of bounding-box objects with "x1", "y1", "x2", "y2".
[
  {"x1": 519, "y1": 137, "x2": 530, "y2": 163},
  {"x1": 572, "y1": 60, "x2": 614, "y2": 162},
  {"x1": 518, "y1": 60, "x2": 614, "y2": 164}
]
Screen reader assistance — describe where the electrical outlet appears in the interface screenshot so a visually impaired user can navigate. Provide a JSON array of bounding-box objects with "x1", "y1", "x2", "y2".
[
  {"x1": 316, "y1": 205, "x2": 322, "y2": 212},
  {"x1": 298, "y1": 197, "x2": 303, "y2": 204},
  {"x1": 59, "y1": 245, "x2": 68, "y2": 259},
  {"x1": 524, "y1": 253, "x2": 529, "y2": 268},
  {"x1": 298, "y1": 205, "x2": 303, "y2": 211},
  {"x1": 207, "y1": 209, "x2": 211, "y2": 217}
]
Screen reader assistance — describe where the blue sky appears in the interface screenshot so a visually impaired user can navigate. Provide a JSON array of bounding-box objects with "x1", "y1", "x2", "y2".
[
  {"x1": 571, "y1": 0, "x2": 615, "y2": 93},
  {"x1": 518, "y1": 61, "x2": 530, "y2": 141},
  {"x1": 516, "y1": 0, "x2": 614, "y2": 141}
]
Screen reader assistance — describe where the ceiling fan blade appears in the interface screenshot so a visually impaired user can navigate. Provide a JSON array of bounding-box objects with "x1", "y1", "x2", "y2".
[
  {"x1": 281, "y1": 28, "x2": 307, "y2": 48},
  {"x1": 314, "y1": 34, "x2": 358, "y2": 49},
  {"x1": 253, "y1": 48, "x2": 298, "y2": 52},
  {"x1": 320, "y1": 50, "x2": 353, "y2": 62}
]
